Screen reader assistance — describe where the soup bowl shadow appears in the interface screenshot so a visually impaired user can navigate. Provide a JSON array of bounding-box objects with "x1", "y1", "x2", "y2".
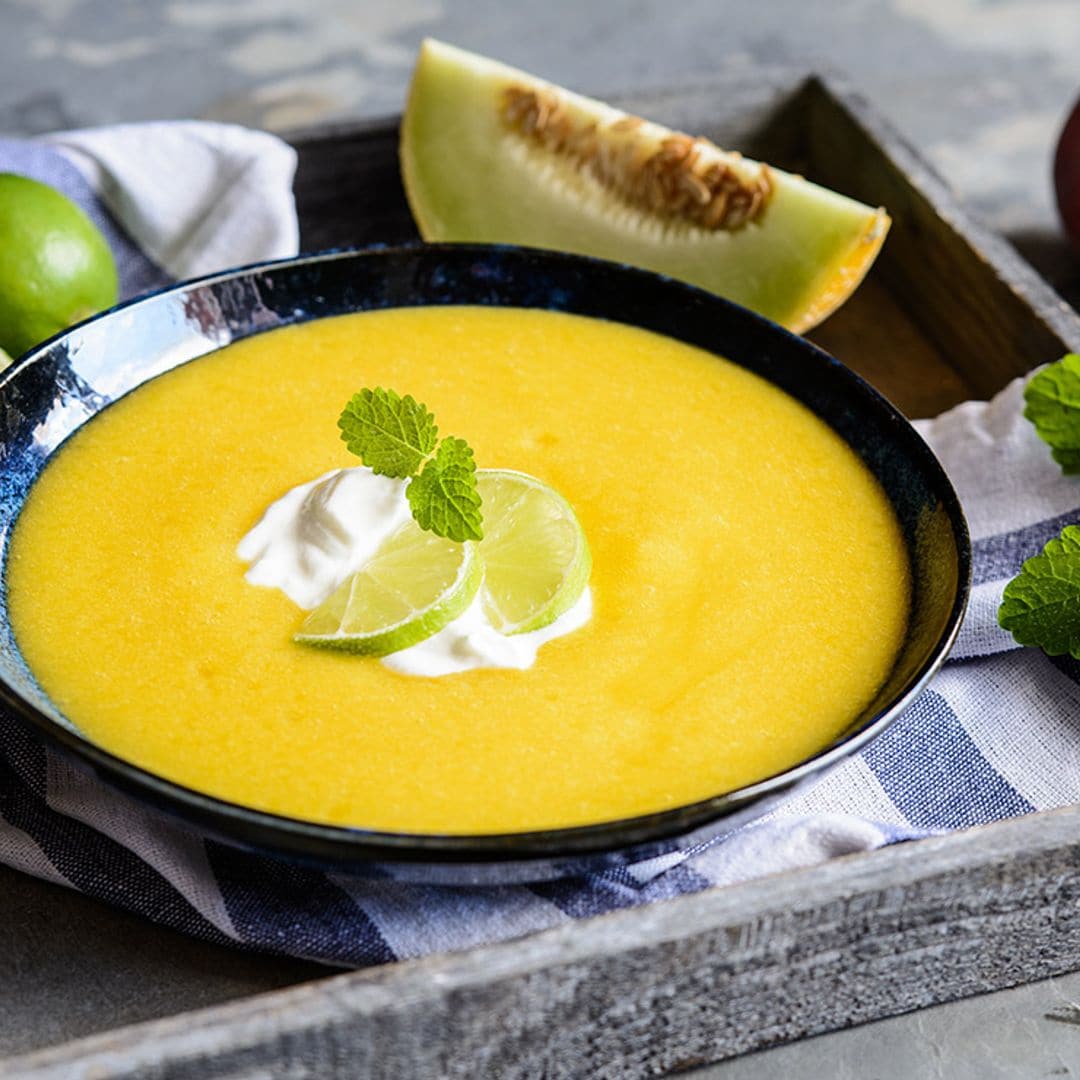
[{"x1": 0, "y1": 245, "x2": 969, "y2": 885}]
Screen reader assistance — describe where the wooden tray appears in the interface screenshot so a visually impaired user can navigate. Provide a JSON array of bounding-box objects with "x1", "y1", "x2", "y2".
[{"x1": 6, "y1": 70, "x2": 1080, "y2": 1079}]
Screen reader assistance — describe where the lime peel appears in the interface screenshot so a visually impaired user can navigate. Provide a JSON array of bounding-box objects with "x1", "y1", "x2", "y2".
[
  {"x1": 0, "y1": 172, "x2": 118, "y2": 357},
  {"x1": 294, "y1": 519, "x2": 481, "y2": 655}
]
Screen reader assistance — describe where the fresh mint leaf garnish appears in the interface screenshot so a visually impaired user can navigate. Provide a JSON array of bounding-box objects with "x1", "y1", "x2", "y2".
[
  {"x1": 338, "y1": 387, "x2": 438, "y2": 478},
  {"x1": 1024, "y1": 354, "x2": 1080, "y2": 474},
  {"x1": 339, "y1": 389, "x2": 482, "y2": 541},
  {"x1": 998, "y1": 525, "x2": 1080, "y2": 657},
  {"x1": 407, "y1": 437, "x2": 484, "y2": 542}
]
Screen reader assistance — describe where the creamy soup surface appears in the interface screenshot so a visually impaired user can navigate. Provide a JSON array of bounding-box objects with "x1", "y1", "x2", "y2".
[{"x1": 7, "y1": 307, "x2": 910, "y2": 833}]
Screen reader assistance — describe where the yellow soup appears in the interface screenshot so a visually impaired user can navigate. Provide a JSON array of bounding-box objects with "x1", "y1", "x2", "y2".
[{"x1": 7, "y1": 307, "x2": 910, "y2": 833}]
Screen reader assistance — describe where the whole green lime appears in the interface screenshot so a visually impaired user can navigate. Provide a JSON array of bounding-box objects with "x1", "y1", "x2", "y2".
[{"x1": 0, "y1": 173, "x2": 118, "y2": 358}]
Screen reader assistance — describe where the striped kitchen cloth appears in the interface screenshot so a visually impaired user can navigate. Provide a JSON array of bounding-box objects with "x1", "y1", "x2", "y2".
[{"x1": 1, "y1": 126, "x2": 1079, "y2": 968}]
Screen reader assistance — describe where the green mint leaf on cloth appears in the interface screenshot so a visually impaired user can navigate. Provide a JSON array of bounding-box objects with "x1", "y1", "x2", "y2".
[
  {"x1": 407, "y1": 437, "x2": 484, "y2": 542},
  {"x1": 1024, "y1": 354, "x2": 1080, "y2": 474},
  {"x1": 998, "y1": 524, "x2": 1080, "y2": 657},
  {"x1": 338, "y1": 387, "x2": 438, "y2": 477}
]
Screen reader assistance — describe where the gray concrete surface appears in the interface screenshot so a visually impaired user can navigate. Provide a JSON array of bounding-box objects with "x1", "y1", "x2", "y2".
[
  {"x1": 699, "y1": 975, "x2": 1080, "y2": 1079},
  {"x1": 1, "y1": 0, "x2": 1078, "y2": 243},
  {"x1": 0, "y1": 863, "x2": 329, "y2": 1059},
  {"x1": 3, "y1": 1, "x2": 1080, "y2": 1075}
]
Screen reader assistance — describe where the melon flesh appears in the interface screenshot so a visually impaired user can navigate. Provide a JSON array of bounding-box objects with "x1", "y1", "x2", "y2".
[{"x1": 400, "y1": 39, "x2": 890, "y2": 333}]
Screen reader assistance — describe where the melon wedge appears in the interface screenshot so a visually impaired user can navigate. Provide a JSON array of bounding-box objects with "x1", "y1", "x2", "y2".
[{"x1": 400, "y1": 40, "x2": 890, "y2": 333}]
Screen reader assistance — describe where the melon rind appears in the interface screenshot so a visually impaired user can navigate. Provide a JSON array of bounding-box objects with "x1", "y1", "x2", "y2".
[{"x1": 400, "y1": 39, "x2": 889, "y2": 333}]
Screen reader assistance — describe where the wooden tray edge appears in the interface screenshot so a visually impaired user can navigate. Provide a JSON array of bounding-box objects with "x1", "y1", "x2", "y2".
[{"x1": 9, "y1": 802, "x2": 1080, "y2": 1078}]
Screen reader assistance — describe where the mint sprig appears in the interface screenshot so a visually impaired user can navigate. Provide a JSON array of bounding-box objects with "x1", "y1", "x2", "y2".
[
  {"x1": 998, "y1": 525, "x2": 1080, "y2": 657},
  {"x1": 1023, "y1": 353, "x2": 1080, "y2": 474},
  {"x1": 338, "y1": 388, "x2": 483, "y2": 542}
]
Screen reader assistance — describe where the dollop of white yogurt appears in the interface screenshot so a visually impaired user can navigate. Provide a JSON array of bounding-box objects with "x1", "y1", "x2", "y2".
[
  {"x1": 236, "y1": 468, "x2": 411, "y2": 610},
  {"x1": 382, "y1": 588, "x2": 592, "y2": 677},
  {"x1": 237, "y1": 466, "x2": 590, "y2": 676}
]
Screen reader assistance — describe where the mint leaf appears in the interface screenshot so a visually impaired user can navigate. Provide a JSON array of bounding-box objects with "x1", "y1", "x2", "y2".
[
  {"x1": 998, "y1": 524, "x2": 1080, "y2": 657},
  {"x1": 338, "y1": 388, "x2": 438, "y2": 478},
  {"x1": 406, "y1": 437, "x2": 484, "y2": 542},
  {"x1": 1024, "y1": 354, "x2": 1080, "y2": 474},
  {"x1": 337, "y1": 388, "x2": 483, "y2": 541}
]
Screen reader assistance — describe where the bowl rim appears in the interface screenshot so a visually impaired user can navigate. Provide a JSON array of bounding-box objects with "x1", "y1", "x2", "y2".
[{"x1": 0, "y1": 241, "x2": 972, "y2": 868}]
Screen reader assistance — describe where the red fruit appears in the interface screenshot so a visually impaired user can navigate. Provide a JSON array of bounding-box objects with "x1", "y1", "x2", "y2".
[{"x1": 1055, "y1": 94, "x2": 1080, "y2": 252}]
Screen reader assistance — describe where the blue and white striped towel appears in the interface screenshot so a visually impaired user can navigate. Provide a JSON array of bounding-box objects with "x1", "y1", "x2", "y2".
[{"x1": 2, "y1": 124, "x2": 1079, "y2": 968}]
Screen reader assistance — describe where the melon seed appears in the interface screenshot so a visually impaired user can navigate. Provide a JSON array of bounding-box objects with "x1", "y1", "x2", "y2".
[{"x1": 500, "y1": 85, "x2": 773, "y2": 233}]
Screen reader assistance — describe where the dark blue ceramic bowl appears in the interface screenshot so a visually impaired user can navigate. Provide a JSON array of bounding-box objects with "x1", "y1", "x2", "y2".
[{"x1": 0, "y1": 245, "x2": 969, "y2": 885}]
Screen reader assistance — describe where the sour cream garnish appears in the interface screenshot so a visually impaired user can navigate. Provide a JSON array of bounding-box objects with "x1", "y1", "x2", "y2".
[
  {"x1": 237, "y1": 466, "x2": 590, "y2": 676},
  {"x1": 236, "y1": 468, "x2": 411, "y2": 610}
]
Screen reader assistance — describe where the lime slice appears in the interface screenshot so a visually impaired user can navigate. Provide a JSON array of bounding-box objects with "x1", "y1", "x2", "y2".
[
  {"x1": 295, "y1": 519, "x2": 481, "y2": 654},
  {"x1": 476, "y1": 469, "x2": 591, "y2": 635}
]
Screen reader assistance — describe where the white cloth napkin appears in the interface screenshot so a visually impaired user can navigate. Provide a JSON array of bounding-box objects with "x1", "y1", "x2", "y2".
[{"x1": 28, "y1": 121, "x2": 300, "y2": 287}]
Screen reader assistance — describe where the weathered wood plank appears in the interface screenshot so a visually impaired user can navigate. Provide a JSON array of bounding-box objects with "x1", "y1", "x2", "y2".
[
  {"x1": 803, "y1": 76, "x2": 1080, "y2": 395},
  {"x1": 8, "y1": 804, "x2": 1080, "y2": 1079},
  {"x1": 291, "y1": 119, "x2": 418, "y2": 252}
]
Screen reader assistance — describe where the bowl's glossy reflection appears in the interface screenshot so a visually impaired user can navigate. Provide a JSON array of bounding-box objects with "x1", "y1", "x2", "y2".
[{"x1": 0, "y1": 245, "x2": 970, "y2": 884}]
